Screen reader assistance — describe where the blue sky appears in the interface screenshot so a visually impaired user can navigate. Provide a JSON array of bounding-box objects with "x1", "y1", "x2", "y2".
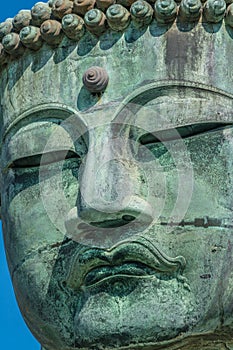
[{"x1": 0, "y1": 1, "x2": 45, "y2": 350}]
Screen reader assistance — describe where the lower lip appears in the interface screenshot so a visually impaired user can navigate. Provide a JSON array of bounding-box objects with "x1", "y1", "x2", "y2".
[{"x1": 84, "y1": 262, "x2": 157, "y2": 287}]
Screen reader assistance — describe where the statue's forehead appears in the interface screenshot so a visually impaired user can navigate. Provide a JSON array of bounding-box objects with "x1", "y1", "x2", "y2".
[
  {"x1": 1, "y1": 21, "x2": 233, "y2": 135},
  {"x1": 2, "y1": 84, "x2": 233, "y2": 145}
]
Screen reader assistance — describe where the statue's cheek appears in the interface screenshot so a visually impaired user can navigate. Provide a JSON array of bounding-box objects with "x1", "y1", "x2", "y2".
[{"x1": 1, "y1": 164, "x2": 79, "y2": 272}]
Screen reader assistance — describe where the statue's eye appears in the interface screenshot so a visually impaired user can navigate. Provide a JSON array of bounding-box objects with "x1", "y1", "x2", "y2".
[
  {"x1": 139, "y1": 123, "x2": 231, "y2": 145},
  {"x1": 10, "y1": 150, "x2": 80, "y2": 169},
  {"x1": 135, "y1": 122, "x2": 232, "y2": 161}
]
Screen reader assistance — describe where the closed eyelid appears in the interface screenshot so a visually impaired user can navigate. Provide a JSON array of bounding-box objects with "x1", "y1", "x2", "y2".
[
  {"x1": 2, "y1": 121, "x2": 88, "y2": 169},
  {"x1": 138, "y1": 122, "x2": 233, "y2": 145},
  {"x1": 7, "y1": 150, "x2": 82, "y2": 169}
]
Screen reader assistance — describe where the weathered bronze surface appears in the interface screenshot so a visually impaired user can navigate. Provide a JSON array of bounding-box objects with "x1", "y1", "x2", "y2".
[{"x1": 1, "y1": 0, "x2": 233, "y2": 349}]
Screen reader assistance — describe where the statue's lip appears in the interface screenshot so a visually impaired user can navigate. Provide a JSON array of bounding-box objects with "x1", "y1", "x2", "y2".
[
  {"x1": 66, "y1": 237, "x2": 186, "y2": 290},
  {"x1": 83, "y1": 262, "x2": 162, "y2": 287}
]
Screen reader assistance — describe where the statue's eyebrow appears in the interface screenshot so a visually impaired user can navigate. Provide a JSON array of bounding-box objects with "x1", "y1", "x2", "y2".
[
  {"x1": 1, "y1": 104, "x2": 78, "y2": 142},
  {"x1": 2, "y1": 118, "x2": 63, "y2": 144},
  {"x1": 112, "y1": 81, "x2": 233, "y2": 127}
]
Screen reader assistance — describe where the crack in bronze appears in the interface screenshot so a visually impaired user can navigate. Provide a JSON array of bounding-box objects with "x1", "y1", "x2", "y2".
[
  {"x1": 11, "y1": 237, "x2": 72, "y2": 279},
  {"x1": 160, "y1": 217, "x2": 233, "y2": 228}
]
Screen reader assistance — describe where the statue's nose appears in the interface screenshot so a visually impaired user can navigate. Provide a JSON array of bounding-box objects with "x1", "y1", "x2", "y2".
[
  {"x1": 65, "y1": 128, "x2": 154, "y2": 244},
  {"x1": 77, "y1": 154, "x2": 154, "y2": 225}
]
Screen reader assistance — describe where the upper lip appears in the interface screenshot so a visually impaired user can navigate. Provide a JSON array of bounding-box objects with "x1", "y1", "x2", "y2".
[{"x1": 66, "y1": 237, "x2": 186, "y2": 289}]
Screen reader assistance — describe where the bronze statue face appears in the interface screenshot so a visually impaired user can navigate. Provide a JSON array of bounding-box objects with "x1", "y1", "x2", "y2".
[{"x1": 2, "y1": 2, "x2": 233, "y2": 349}]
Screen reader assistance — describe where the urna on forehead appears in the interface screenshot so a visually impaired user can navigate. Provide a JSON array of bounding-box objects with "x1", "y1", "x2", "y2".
[{"x1": 1, "y1": 0, "x2": 233, "y2": 127}]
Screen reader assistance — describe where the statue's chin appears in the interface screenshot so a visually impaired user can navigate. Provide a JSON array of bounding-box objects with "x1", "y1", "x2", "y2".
[
  {"x1": 15, "y1": 259, "x2": 231, "y2": 350},
  {"x1": 73, "y1": 276, "x2": 199, "y2": 349}
]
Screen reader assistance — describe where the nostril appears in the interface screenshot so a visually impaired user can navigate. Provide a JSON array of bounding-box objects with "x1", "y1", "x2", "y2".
[
  {"x1": 90, "y1": 219, "x2": 130, "y2": 228},
  {"x1": 122, "y1": 215, "x2": 136, "y2": 222},
  {"x1": 89, "y1": 215, "x2": 137, "y2": 228},
  {"x1": 65, "y1": 197, "x2": 154, "y2": 239},
  {"x1": 65, "y1": 201, "x2": 154, "y2": 247},
  {"x1": 76, "y1": 216, "x2": 136, "y2": 229}
]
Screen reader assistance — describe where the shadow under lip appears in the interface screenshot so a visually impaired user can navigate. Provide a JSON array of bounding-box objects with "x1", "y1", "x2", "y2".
[{"x1": 83, "y1": 274, "x2": 157, "y2": 297}]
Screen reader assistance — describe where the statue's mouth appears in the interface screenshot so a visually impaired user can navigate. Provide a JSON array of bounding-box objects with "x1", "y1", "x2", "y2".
[
  {"x1": 66, "y1": 237, "x2": 186, "y2": 289},
  {"x1": 83, "y1": 261, "x2": 162, "y2": 287}
]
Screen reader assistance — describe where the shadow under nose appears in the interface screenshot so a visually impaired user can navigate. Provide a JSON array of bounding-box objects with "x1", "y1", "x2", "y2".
[{"x1": 64, "y1": 196, "x2": 155, "y2": 247}]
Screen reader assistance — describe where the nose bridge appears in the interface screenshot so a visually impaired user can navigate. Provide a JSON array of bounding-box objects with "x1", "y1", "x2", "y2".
[
  {"x1": 64, "y1": 125, "x2": 156, "y2": 239},
  {"x1": 78, "y1": 125, "x2": 133, "y2": 213}
]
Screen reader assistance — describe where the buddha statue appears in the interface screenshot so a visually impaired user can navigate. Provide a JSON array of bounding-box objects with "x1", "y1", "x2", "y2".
[{"x1": 1, "y1": 0, "x2": 233, "y2": 349}]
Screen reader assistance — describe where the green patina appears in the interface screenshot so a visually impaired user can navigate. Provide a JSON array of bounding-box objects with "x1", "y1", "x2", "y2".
[{"x1": 1, "y1": 0, "x2": 233, "y2": 349}]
